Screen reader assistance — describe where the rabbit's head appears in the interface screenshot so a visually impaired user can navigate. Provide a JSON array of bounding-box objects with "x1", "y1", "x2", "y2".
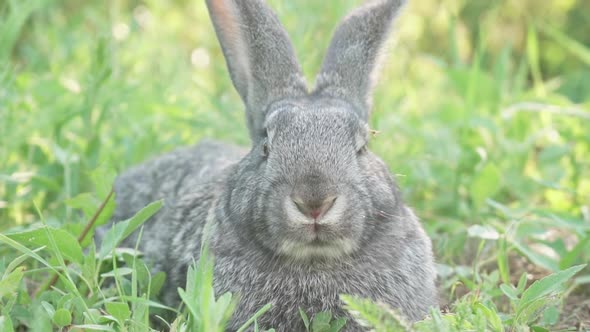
[{"x1": 206, "y1": 0, "x2": 408, "y2": 261}]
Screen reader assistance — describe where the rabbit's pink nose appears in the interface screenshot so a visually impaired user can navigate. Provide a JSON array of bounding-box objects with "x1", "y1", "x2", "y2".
[
  {"x1": 309, "y1": 208, "x2": 322, "y2": 220},
  {"x1": 292, "y1": 196, "x2": 337, "y2": 220}
]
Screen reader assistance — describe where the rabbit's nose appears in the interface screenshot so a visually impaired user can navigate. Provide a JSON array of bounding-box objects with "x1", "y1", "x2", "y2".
[{"x1": 292, "y1": 195, "x2": 337, "y2": 220}]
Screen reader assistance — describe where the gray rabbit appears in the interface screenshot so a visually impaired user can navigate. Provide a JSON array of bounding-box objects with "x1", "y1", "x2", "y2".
[{"x1": 102, "y1": 0, "x2": 438, "y2": 330}]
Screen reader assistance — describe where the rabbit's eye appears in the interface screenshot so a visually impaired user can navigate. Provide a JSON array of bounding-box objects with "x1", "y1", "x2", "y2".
[
  {"x1": 357, "y1": 144, "x2": 368, "y2": 155},
  {"x1": 356, "y1": 140, "x2": 369, "y2": 155},
  {"x1": 261, "y1": 140, "x2": 270, "y2": 157}
]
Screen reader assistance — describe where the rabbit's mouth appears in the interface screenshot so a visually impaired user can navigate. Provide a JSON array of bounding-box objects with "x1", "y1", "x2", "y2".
[
  {"x1": 308, "y1": 238, "x2": 333, "y2": 247},
  {"x1": 277, "y1": 237, "x2": 359, "y2": 261}
]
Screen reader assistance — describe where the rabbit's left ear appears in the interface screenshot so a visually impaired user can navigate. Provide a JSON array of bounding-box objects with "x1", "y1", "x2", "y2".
[
  {"x1": 313, "y1": 0, "x2": 407, "y2": 121},
  {"x1": 206, "y1": 0, "x2": 307, "y2": 143}
]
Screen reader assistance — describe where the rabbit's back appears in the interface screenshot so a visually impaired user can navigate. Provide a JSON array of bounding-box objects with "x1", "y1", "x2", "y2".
[
  {"x1": 112, "y1": 140, "x2": 244, "y2": 220},
  {"x1": 98, "y1": 139, "x2": 245, "y2": 259}
]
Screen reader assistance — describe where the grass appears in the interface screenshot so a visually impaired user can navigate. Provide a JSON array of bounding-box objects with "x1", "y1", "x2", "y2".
[{"x1": 1, "y1": 0, "x2": 590, "y2": 331}]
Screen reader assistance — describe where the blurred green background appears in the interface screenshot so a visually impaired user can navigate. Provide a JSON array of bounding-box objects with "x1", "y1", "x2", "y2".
[{"x1": 1, "y1": 0, "x2": 590, "y2": 328}]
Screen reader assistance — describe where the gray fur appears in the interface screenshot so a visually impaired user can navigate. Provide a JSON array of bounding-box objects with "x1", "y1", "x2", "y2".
[
  {"x1": 99, "y1": 0, "x2": 437, "y2": 331},
  {"x1": 314, "y1": 0, "x2": 407, "y2": 120},
  {"x1": 206, "y1": 0, "x2": 308, "y2": 142}
]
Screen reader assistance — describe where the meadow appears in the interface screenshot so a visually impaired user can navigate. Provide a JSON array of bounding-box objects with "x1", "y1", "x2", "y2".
[{"x1": 1, "y1": 0, "x2": 589, "y2": 330}]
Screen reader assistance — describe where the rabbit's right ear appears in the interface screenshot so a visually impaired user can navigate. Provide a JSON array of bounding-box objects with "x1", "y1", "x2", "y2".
[
  {"x1": 206, "y1": 0, "x2": 307, "y2": 142},
  {"x1": 313, "y1": 0, "x2": 407, "y2": 121}
]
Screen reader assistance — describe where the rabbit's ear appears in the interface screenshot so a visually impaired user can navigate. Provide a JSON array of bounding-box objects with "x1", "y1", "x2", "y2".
[
  {"x1": 206, "y1": 0, "x2": 307, "y2": 142},
  {"x1": 313, "y1": 0, "x2": 406, "y2": 121}
]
